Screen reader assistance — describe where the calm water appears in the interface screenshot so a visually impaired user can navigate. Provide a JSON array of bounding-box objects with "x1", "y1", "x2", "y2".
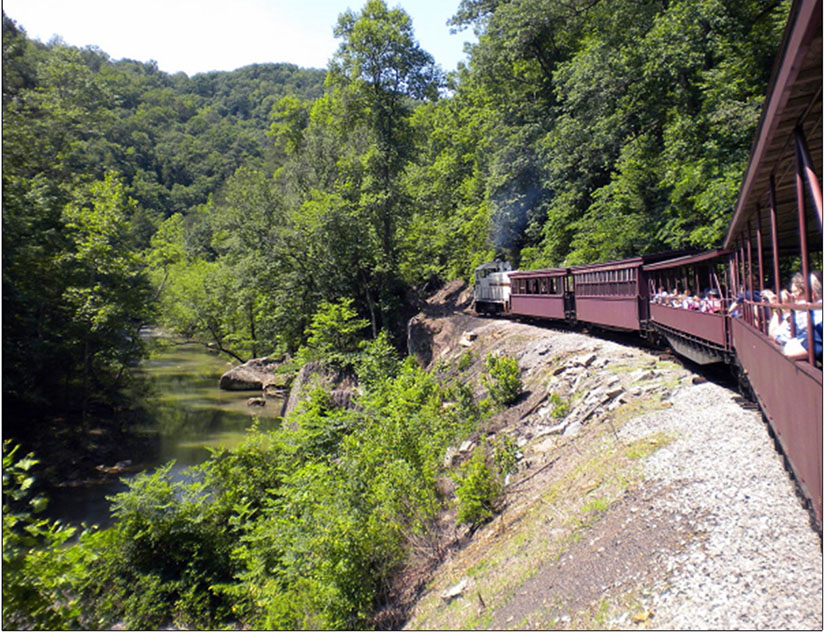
[{"x1": 48, "y1": 338, "x2": 283, "y2": 528}]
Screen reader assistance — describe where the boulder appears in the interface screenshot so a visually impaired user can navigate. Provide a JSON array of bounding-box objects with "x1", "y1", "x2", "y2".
[
  {"x1": 219, "y1": 357, "x2": 281, "y2": 391},
  {"x1": 282, "y1": 361, "x2": 358, "y2": 417},
  {"x1": 441, "y1": 578, "x2": 469, "y2": 603}
]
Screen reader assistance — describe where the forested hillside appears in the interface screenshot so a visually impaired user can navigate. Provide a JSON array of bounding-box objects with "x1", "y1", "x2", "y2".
[
  {"x1": 2, "y1": 13, "x2": 325, "y2": 425},
  {"x1": 2, "y1": 0, "x2": 790, "y2": 629}
]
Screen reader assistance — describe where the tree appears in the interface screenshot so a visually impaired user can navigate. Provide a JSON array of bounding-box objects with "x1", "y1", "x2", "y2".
[
  {"x1": 327, "y1": 0, "x2": 442, "y2": 328},
  {"x1": 60, "y1": 173, "x2": 154, "y2": 415}
]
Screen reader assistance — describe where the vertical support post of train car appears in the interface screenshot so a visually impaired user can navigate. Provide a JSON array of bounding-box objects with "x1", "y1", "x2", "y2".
[
  {"x1": 755, "y1": 209, "x2": 766, "y2": 331},
  {"x1": 769, "y1": 174, "x2": 782, "y2": 298},
  {"x1": 795, "y1": 133, "x2": 815, "y2": 365},
  {"x1": 742, "y1": 239, "x2": 751, "y2": 326},
  {"x1": 746, "y1": 223, "x2": 755, "y2": 328},
  {"x1": 738, "y1": 240, "x2": 746, "y2": 296},
  {"x1": 796, "y1": 125, "x2": 823, "y2": 228}
]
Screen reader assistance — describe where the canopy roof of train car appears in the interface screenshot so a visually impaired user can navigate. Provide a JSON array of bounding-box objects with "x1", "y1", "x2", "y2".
[
  {"x1": 509, "y1": 268, "x2": 569, "y2": 278},
  {"x1": 724, "y1": 0, "x2": 822, "y2": 252},
  {"x1": 643, "y1": 249, "x2": 731, "y2": 271}
]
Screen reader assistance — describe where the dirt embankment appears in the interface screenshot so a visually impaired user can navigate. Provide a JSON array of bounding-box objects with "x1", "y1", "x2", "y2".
[{"x1": 398, "y1": 282, "x2": 822, "y2": 630}]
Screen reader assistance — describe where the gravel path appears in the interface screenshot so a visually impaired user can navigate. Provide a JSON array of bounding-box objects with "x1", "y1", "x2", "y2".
[{"x1": 619, "y1": 380, "x2": 822, "y2": 629}]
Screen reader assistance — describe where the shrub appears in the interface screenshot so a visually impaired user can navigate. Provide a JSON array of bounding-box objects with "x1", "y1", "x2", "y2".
[
  {"x1": 483, "y1": 353, "x2": 522, "y2": 405},
  {"x1": 2, "y1": 441, "x2": 94, "y2": 630},
  {"x1": 354, "y1": 329, "x2": 400, "y2": 390},
  {"x1": 454, "y1": 445, "x2": 502, "y2": 526},
  {"x1": 81, "y1": 463, "x2": 235, "y2": 629},
  {"x1": 457, "y1": 350, "x2": 474, "y2": 372},
  {"x1": 297, "y1": 298, "x2": 369, "y2": 369},
  {"x1": 550, "y1": 392, "x2": 570, "y2": 418},
  {"x1": 493, "y1": 434, "x2": 519, "y2": 477}
]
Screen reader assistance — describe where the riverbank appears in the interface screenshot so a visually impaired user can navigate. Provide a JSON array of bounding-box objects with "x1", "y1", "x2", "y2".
[{"x1": 27, "y1": 336, "x2": 283, "y2": 528}]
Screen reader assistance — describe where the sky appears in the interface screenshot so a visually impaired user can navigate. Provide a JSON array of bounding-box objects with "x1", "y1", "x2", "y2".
[{"x1": 2, "y1": 0, "x2": 476, "y2": 76}]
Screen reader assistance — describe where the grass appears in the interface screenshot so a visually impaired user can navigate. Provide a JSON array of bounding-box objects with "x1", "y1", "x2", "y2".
[{"x1": 625, "y1": 432, "x2": 675, "y2": 459}]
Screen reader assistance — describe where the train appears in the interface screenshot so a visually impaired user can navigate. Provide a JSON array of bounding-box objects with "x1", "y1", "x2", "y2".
[
  {"x1": 471, "y1": 0, "x2": 823, "y2": 529},
  {"x1": 473, "y1": 250, "x2": 733, "y2": 365}
]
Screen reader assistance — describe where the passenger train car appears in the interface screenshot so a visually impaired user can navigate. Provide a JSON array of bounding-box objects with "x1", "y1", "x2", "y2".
[{"x1": 473, "y1": 0, "x2": 822, "y2": 527}]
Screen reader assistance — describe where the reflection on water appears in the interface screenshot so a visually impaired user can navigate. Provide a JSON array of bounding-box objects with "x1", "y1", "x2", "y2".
[{"x1": 49, "y1": 339, "x2": 283, "y2": 528}]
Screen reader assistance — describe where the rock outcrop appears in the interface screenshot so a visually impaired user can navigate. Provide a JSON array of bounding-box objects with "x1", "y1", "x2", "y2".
[
  {"x1": 407, "y1": 280, "x2": 477, "y2": 367},
  {"x1": 219, "y1": 357, "x2": 281, "y2": 391},
  {"x1": 282, "y1": 361, "x2": 359, "y2": 417}
]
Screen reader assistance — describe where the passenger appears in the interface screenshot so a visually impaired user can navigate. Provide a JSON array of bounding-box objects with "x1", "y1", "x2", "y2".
[
  {"x1": 728, "y1": 289, "x2": 763, "y2": 319},
  {"x1": 765, "y1": 288, "x2": 792, "y2": 343},
  {"x1": 783, "y1": 272, "x2": 823, "y2": 361},
  {"x1": 705, "y1": 289, "x2": 722, "y2": 313}
]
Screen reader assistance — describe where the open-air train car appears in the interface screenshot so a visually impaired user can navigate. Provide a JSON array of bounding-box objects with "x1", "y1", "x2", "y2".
[
  {"x1": 721, "y1": 0, "x2": 822, "y2": 526},
  {"x1": 643, "y1": 249, "x2": 732, "y2": 365}
]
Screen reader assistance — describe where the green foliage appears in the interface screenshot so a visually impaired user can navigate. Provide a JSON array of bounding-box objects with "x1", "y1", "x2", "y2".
[
  {"x1": 2, "y1": 441, "x2": 94, "y2": 630},
  {"x1": 457, "y1": 350, "x2": 475, "y2": 372},
  {"x1": 297, "y1": 298, "x2": 370, "y2": 368},
  {"x1": 81, "y1": 462, "x2": 234, "y2": 629},
  {"x1": 483, "y1": 353, "x2": 523, "y2": 406},
  {"x1": 454, "y1": 443, "x2": 502, "y2": 526},
  {"x1": 550, "y1": 392, "x2": 570, "y2": 419},
  {"x1": 354, "y1": 329, "x2": 401, "y2": 390},
  {"x1": 493, "y1": 434, "x2": 519, "y2": 477}
]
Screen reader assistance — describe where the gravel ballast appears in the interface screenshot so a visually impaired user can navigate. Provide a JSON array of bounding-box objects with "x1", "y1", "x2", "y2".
[{"x1": 619, "y1": 380, "x2": 822, "y2": 629}]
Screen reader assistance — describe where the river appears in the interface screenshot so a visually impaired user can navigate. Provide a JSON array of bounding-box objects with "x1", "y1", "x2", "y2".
[{"x1": 46, "y1": 337, "x2": 283, "y2": 528}]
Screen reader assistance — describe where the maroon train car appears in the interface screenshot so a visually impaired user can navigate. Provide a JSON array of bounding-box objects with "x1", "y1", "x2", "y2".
[
  {"x1": 643, "y1": 249, "x2": 732, "y2": 364},
  {"x1": 508, "y1": 269, "x2": 572, "y2": 321},
  {"x1": 569, "y1": 254, "x2": 690, "y2": 332}
]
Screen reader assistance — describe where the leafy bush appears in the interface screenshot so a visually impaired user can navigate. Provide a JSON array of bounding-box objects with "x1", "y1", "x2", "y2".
[
  {"x1": 297, "y1": 298, "x2": 370, "y2": 369},
  {"x1": 550, "y1": 392, "x2": 570, "y2": 418},
  {"x1": 80, "y1": 463, "x2": 235, "y2": 629},
  {"x1": 454, "y1": 444, "x2": 502, "y2": 526},
  {"x1": 493, "y1": 434, "x2": 519, "y2": 478},
  {"x1": 457, "y1": 350, "x2": 474, "y2": 372},
  {"x1": 2, "y1": 441, "x2": 94, "y2": 630},
  {"x1": 354, "y1": 329, "x2": 401, "y2": 390},
  {"x1": 483, "y1": 353, "x2": 523, "y2": 406}
]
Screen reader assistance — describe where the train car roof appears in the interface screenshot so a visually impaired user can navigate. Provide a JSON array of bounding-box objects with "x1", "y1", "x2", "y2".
[
  {"x1": 642, "y1": 249, "x2": 731, "y2": 271},
  {"x1": 508, "y1": 268, "x2": 569, "y2": 278},
  {"x1": 569, "y1": 250, "x2": 697, "y2": 274},
  {"x1": 724, "y1": 0, "x2": 822, "y2": 251}
]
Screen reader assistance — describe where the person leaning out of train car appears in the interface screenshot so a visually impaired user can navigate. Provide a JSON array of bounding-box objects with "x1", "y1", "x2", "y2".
[
  {"x1": 763, "y1": 272, "x2": 823, "y2": 360},
  {"x1": 764, "y1": 272, "x2": 807, "y2": 344},
  {"x1": 781, "y1": 272, "x2": 822, "y2": 361},
  {"x1": 727, "y1": 288, "x2": 763, "y2": 319},
  {"x1": 764, "y1": 287, "x2": 793, "y2": 343}
]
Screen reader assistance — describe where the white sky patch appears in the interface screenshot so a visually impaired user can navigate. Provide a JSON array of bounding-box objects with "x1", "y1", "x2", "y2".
[{"x1": 2, "y1": 0, "x2": 474, "y2": 75}]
